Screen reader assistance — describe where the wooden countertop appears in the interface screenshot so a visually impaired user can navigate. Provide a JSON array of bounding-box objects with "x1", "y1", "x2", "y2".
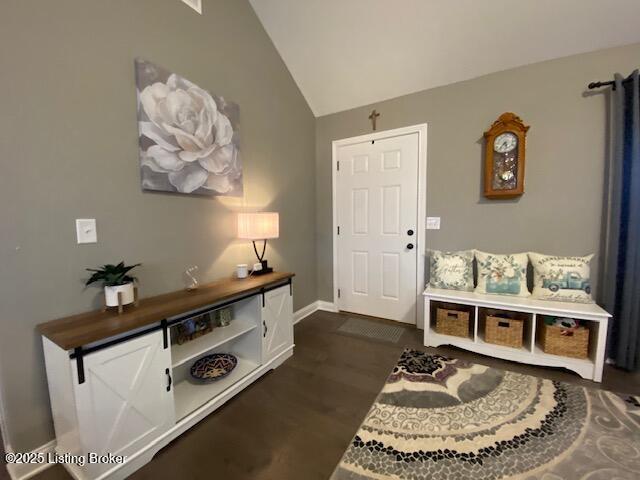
[{"x1": 37, "y1": 272, "x2": 295, "y2": 351}]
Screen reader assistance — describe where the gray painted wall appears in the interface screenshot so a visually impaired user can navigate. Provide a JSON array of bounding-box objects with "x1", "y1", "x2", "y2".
[
  {"x1": 0, "y1": 0, "x2": 316, "y2": 451},
  {"x1": 1, "y1": 0, "x2": 638, "y2": 454},
  {"x1": 316, "y1": 43, "x2": 640, "y2": 302}
]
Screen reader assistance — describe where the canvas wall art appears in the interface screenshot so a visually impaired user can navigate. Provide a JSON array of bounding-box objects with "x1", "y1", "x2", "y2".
[{"x1": 135, "y1": 58, "x2": 243, "y2": 196}]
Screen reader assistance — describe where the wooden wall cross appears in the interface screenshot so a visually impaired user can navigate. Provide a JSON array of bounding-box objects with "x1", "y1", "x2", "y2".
[{"x1": 368, "y1": 109, "x2": 380, "y2": 131}]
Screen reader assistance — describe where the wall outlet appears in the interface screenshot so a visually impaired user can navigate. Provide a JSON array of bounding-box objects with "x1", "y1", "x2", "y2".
[
  {"x1": 76, "y1": 219, "x2": 97, "y2": 244},
  {"x1": 426, "y1": 217, "x2": 441, "y2": 230}
]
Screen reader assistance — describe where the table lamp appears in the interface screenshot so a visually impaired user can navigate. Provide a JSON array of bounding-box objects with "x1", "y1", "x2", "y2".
[{"x1": 237, "y1": 212, "x2": 279, "y2": 275}]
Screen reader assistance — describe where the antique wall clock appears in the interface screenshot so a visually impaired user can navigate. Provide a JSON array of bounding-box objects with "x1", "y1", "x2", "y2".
[{"x1": 483, "y1": 112, "x2": 529, "y2": 198}]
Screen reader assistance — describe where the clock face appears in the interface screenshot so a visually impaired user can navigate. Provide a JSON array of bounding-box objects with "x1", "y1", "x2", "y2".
[
  {"x1": 494, "y1": 132, "x2": 518, "y2": 153},
  {"x1": 492, "y1": 133, "x2": 519, "y2": 191}
]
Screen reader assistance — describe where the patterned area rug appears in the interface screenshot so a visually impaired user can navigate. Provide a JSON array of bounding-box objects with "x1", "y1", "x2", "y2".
[{"x1": 331, "y1": 349, "x2": 640, "y2": 480}]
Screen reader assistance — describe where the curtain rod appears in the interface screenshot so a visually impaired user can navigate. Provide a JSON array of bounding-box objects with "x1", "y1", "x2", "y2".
[
  {"x1": 587, "y1": 80, "x2": 615, "y2": 90},
  {"x1": 588, "y1": 75, "x2": 634, "y2": 90}
]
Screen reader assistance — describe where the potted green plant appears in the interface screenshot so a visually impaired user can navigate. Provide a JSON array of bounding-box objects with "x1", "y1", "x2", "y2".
[{"x1": 85, "y1": 262, "x2": 141, "y2": 307}]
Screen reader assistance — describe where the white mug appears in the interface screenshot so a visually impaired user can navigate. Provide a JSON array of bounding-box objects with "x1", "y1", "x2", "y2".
[{"x1": 236, "y1": 264, "x2": 249, "y2": 279}]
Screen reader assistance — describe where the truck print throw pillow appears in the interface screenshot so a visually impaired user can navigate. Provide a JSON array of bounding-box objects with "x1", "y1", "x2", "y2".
[{"x1": 528, "y1": 253, "x2": 594, "y2": 303}]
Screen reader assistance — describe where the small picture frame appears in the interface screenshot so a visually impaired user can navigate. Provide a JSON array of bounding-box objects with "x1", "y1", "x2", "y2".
[
  {"x1": 215, "y1": 307, "x2": 233, "y2": 327},
  {"x1": 173, "y1": 313, "x2": 213, "y2": 345}
]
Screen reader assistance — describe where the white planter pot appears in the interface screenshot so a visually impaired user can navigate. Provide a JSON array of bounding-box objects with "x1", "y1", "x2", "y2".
[{"x1": 104, "y1": 283, "x2": 135, "y2": 307}]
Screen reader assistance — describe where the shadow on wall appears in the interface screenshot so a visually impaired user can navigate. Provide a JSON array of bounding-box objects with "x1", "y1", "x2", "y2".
[
  {"x1": 581, "y1": 87, "x2": 612, "y2": 305},
  {"x1": 583, "y1": 86, "x2": 614, "y2": 352},
  {"x1": 0, "y1": 373, "x2": 9, "y2": 480}
]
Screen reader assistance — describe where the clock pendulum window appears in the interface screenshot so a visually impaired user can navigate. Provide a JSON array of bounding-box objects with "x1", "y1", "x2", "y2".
[{"x1": 493, "y1": 132, "x2": 518, "y2": 190}]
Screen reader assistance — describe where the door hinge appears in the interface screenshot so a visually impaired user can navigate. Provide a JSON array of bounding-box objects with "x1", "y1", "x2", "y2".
[
  {"x1": 161, "y1": 319, "x2": 168, "y2": 349},
  {"x1": 337, "y1": 161, "x2": 340, "y2": 171},
  {"x1": 74, "y1": 347, "x2": 85, "y2": 385},
  {"x1": 338, "y1": 288, "x2": 341, "y2": 298}
]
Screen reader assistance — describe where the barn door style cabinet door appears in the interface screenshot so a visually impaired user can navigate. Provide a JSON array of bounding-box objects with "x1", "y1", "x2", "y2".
[
  {"x1": 74, "y1": 331, "x2": 174, "y2": 478},
  {"x1": 261, "y1": 284, "x2": 294, "y2": 363},
  {"x1": 42, "y1": 331, "x2": 175, "y2": 480},
  {"x1": 38, "y1": 273, "x2": 295, "y2": 480}
]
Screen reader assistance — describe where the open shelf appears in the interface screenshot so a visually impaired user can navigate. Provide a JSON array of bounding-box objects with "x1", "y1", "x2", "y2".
[
  {"x1": 428, "y1": 328, "x2": 594, "y2": 377},
  {"x1": 171, "y1": 318, "x2": 257, "y2": 368},
  {"x1": 430, "y1": 328, "x2": 527, "y2": 355},
  {"x1": 477, "y1": 307, "x2": 534, "y2": 351},
  {"x1": 424, "y1": 287, "x2": 610, "y2": 321},
  {"x1": 477, "y1": 330, "x2": 530, "y2": 355},
  {"x1": 429, "y1": 300, "x2": 475, "y2": 341},
  {"x1": 424, "y1": 287, "x2": 610, "y2": 381},
  {"x1": 532, "y1": 345, "x2": 593, "y2": 368},
  {"x1": 430, "y1": 317, "x2": 596, "y2": 365},
  {"x1": 174, "y1": 356, "x2": 259, "y2": 420}
]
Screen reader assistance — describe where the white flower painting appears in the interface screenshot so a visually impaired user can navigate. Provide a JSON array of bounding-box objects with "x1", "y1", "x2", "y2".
[{"x1": 135, "y1": 59, "x2": 242, "y2": 196}]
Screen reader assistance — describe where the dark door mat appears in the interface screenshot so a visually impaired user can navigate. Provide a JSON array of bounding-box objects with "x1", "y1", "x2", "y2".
[{"x1": 337, "y1": 318, "x2": 404, "y2": 343}]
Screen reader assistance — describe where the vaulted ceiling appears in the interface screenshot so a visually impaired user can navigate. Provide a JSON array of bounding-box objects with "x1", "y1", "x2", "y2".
[{"x1": 250, "y1": 0, "x2": 640, "y2": 116}]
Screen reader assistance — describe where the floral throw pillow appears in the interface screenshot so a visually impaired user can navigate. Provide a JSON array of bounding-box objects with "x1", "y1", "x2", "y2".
[
  {"x1": 475, "y1": 251, "x2": 530, "y2": 297},
  {"x1": 529, "y1": 253, "x2": 594, "y2": 303},
  {"x1": 428, "y1": 250, "x2": 474, "y2": 291}
]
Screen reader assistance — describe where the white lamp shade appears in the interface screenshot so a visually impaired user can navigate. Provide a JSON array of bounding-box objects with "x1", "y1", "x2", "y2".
[{"x1": 237, "y1": 212, "x2": 279, "y2": 240}]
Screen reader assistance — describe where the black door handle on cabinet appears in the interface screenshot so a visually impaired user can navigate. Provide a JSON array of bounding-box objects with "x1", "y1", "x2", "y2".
[
  {"x1": 165, "y1": 368, "x2": 172, "y2": 392},
  {"x1": 406, "y1": 243, "x2": 414, "y2": 250},
  {"x1": 263, "y1": 320, "x2": 268, "y2": 338}
]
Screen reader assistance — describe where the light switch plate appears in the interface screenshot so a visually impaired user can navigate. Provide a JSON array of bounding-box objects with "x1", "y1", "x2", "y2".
[
  {"x1": 76, "y1": 219, "x2": 97, "y2": 244},
  {"x1": 426, "y1": 217, "x2": 441, "y2": 230}
]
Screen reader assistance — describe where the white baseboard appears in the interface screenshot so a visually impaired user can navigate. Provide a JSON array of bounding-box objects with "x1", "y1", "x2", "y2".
[
  {"x1": 317, "y1": 300, "x2": 338, "y2": 312},
  {"x1": 293, "y1": 302, "x2": 319, "y2": 324},
  {"x1": 293, "y1": 300, "x2": 338, "y2": 324},
  {"x1": 5, "y1": 440, "x2": 56, "y2": 480}
]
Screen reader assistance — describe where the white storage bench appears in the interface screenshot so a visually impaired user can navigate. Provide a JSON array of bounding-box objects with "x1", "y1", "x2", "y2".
[{"x1": 423, "y1": 287, "x2": 611, "y2": 382}]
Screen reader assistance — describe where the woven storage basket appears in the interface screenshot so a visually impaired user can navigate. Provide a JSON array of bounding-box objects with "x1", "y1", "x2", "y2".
[
  {"x1": 436, "y1": 308, "x2": 470, "y2": 338},
  {"x1": 540, "y1": 323, "x2": 589, "y2": 359},
  {"x1": 485, "y1": 316, "x2": 524, "y2": 348}
]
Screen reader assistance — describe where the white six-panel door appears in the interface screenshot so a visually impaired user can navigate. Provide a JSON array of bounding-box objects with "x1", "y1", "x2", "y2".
[{"x1": 336, "y1": 132, "x2": 419, "y2": 323}]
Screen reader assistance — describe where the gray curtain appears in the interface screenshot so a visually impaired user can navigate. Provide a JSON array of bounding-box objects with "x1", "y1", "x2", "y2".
[{"x1": 603, "y1": 70, "x2": 640, "y2": 371}]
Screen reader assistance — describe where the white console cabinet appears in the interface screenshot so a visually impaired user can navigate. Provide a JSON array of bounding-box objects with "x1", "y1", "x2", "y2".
[{"x1": 39, "y1": 273, "x2": 295, "y2": 480}]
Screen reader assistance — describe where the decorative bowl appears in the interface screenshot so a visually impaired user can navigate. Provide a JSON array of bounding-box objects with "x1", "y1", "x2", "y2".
[{"x1": 190, "y1": 353, "x2": 238, "y2": 383}]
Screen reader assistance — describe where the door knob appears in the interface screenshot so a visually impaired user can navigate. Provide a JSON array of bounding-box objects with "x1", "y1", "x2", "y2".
[
  {"x1": 407, "y1": 229, "x2": 414, "y2": 236},
  {"x1": 406, "y1": 243, "x2": 414, "y2": 250}
]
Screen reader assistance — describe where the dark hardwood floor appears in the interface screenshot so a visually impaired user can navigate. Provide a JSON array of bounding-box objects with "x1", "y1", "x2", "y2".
[{"x1": 35, "y1": 311, "x2": 640, "y2": 480}]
